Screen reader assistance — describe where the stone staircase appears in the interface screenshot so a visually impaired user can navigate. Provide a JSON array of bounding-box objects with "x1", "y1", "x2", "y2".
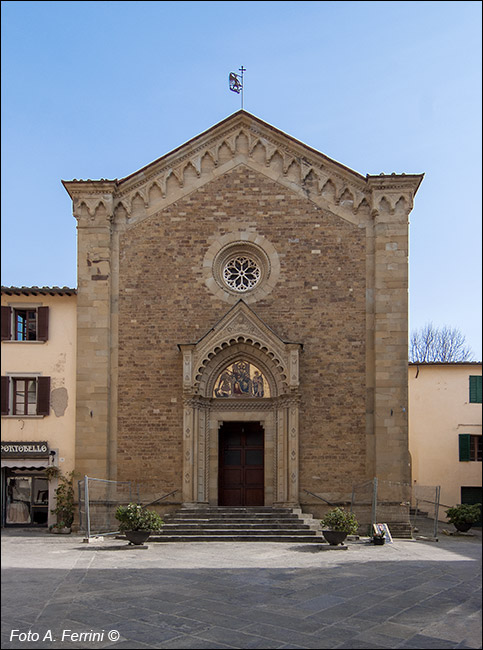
[
  {"x1": 385, "y1": 522, "x2": 413, "y2": 539},
  {"x1": 149, "y1": 506, "x2": 324, "y2": 543}
]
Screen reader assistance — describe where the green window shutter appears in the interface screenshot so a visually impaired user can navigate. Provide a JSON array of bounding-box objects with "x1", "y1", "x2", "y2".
[
  {"x1": 459, "y1": 434, "x2": 471, "y2": 461},
  {"x1": 469, "y1": 376, "x2": 482, "y2": 403}
]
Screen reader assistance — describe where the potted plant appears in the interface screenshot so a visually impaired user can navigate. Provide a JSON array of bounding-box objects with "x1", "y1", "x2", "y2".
[
  {"x1": 49, "y1": 470, "x2": 76, "y2": 534},
  {"x1": 445, "y1": 503, "x2": 482, "y2": 533},
  {"x1": 115, "y1": 503, "x2": 164, "y2": 545},
  {"x1": 320, "y1": 507, "x2": 359, "y2": 545}
]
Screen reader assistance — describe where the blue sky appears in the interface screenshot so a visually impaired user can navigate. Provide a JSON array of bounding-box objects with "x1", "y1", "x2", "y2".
[{"x1": 2, "y1": 1, "x2": 481, "y2": 359}]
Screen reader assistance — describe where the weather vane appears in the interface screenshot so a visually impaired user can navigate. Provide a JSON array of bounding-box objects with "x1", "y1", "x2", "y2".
[{"x1": 229, "y1": 66, "x2": 246, "y2": 109}]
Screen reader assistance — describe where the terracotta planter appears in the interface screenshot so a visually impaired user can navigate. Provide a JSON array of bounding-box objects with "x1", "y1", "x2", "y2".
[
  {"x1": 124, "y1": 530, "x2": 151, "y2": 545},
  {"x1": 322, "y1": 530, "x2": 348, "y2": 546}
]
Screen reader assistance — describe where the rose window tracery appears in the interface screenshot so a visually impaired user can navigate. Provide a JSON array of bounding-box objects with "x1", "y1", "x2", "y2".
[
  {"x1": 204, "y1": 234, "x2": 280, "y2": 302},
  {"x1": 222, "y1": 256, "x2": 261, "y2": 292}
]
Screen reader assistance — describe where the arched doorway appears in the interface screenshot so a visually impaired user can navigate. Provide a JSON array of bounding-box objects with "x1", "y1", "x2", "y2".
[{"x1": 178, "y1": 301, "x2": 302, "y2": 508}]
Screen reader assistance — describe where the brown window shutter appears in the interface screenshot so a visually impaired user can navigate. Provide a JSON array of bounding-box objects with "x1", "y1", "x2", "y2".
[
  {"x1": 37, "y1": 376, "x2": 51, "y2": 415},
  {"x1": 37, "y1": 307, "x2": 49, "y2": 341},
  {"x1": 1, "y1": 376, "x2": 9, "y2": 415},
  {"x1": 1, "y1": 306, "x2": 12, "y2": 340}
]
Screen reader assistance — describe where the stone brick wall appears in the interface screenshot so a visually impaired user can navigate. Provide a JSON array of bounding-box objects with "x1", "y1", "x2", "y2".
[
  {"x1": 117, "y1": 165, "x2": 367, "y2": 497},
  {"x1": 64, "y1": 112, "x2": 422, "y2": 511}
]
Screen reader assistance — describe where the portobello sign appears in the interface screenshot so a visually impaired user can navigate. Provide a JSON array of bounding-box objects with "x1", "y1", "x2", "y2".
[{"x1": 1, "y1": 442, "x2": 49, "y2": 457}]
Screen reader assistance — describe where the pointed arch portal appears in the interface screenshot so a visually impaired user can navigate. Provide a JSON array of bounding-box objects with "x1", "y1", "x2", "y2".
[{"x1": 178, "y1": 301, "x2": 302, "y2": 507}]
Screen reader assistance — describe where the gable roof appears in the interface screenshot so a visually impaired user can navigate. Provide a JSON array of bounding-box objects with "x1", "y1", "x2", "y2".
[
  {"x1": 63, "y1": 110, "x2": 423, "y2": 228},
  {"x1": 118, "y1": 110, "x2": 368, "y2": 187}
]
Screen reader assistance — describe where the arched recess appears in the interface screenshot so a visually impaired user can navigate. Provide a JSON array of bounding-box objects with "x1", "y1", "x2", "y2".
[
  {"x1": 202, "y1": 344, "x2": 281, "y2": 398},
  {"x1": 178, "y1": 301, "x2": 302, "y2": 508}
]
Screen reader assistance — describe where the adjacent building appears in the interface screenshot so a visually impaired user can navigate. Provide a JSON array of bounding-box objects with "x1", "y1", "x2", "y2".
[
  {"x1": 409, "y1": 362, "x2": 482, "y2": 513},
  {"x1": 1, "y1": 286, "x2": 77, "y2": 527}
]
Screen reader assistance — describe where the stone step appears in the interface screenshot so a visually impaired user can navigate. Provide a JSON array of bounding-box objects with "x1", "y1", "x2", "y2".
[
  {"x1": 164, "y1": 515, "x2": 306, "y2": 526},
  {"x1": 168, "y1": 510, "x2": 300, "y2": 518},
  {"x1": 163, "y1": 519, "x2": 311, "y2": 530},
  {"x1": 167, "y1": 510, "x2": 301, "y2": 516},
  {"x1": 385, "y1": 523, "x2": 413, "y2": 539},
  {"x1": 410, "y1": 508, "x2": 429, "y2": 517},
  {"x1": 177, "y1": 507, "x2": 294, "y2": 512},
  {"x1": 152, "y1": 506, "x2": 322, "y2": 543},
  {"x1": 148, "y1": 534, "x2": 323, "y2": 543},
  {"x1": 164, "y1": 515, "x2": 303, "y2": 521},
  {"x1": 159, "y1": 527, "x2": 318, "y2": 535}
]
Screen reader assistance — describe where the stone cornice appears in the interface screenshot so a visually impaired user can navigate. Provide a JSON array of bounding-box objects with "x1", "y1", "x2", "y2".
[
  {"x1": 62, "y1": 179, "x2": 118, "y2": 199},
  {"x1": 366, "y1": 173, "x2": 424, "y2": 195}
]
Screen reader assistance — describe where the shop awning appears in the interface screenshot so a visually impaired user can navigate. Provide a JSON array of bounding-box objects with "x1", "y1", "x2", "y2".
[{"x1": 1, "y1": 459, "x2": 49, "y2": 469}]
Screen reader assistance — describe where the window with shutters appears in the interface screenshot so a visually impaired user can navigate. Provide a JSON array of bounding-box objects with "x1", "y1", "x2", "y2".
[
  {"x1": 469, "y1": 375, "x2": 482, "y2": 403},
  {"x1": 1, "y1": 376, "x2": 50, "y2": 416},
  {"x1": 1, "y1": 306, "x2": 49, "y2": 342},
  {"x1": 459, "y1": 434, "x2": 482, "y2": 462}
]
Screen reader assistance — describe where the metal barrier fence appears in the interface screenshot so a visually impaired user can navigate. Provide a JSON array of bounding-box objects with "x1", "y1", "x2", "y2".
[
  {"x1": 351, "y1": 478, "x2": 440, "y2": 538},
  {"x1": 410, "y1": 484, "x2": 443, "y2": 539},
  {"x1": 349, "y1": 479, "x2": 375, "y2": 535},
  {"x1": 78, "y1": 477, "x2": 135, "y2": 538},
  {"x1": 78, "y1": 476, "x2": 180, "y2": 538}
]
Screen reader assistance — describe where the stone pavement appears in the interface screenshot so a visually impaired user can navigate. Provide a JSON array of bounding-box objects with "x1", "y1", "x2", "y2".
[{"x1": 1, "y1": 528, "x2": 481, "y2": 649}]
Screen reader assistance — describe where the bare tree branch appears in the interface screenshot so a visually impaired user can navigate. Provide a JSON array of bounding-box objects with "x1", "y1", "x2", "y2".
[{"x1": 409, "y1": 323, "x2": 474, "y2": 362}]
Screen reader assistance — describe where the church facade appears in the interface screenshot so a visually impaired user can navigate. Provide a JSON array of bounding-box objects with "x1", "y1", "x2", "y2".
[{"x1": 63, "y1": 111, "x2": 423, "y2": 513}]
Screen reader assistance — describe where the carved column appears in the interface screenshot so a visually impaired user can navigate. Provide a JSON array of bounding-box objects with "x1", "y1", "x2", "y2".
[
  {"x1": 275, "y1": 405, "x2": 287, "y2": 503},
  {"x1": 287, "y1": 398, "x2": 300, "y2": 505},
  {"x1": 196, "y1": 403, "x2": 209, "y2": 503},
  {"x1": 273, "y1": 395, "x2": 300, "y2": 507},
  {"x1": 182, "y1": 399, "x2": 196, "y2": 505}
]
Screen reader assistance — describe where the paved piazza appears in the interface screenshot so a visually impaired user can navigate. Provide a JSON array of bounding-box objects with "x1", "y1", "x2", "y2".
[{"x1": 1, "y1": 529, "x2": 481, "y2": 649}]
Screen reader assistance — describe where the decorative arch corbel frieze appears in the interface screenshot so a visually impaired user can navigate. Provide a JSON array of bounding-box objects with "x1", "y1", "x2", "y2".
[
  {"x1": 73, "y1": 198, "x2": 113, "y2": 223},
  {"x1": 178, "y1": 301, "x2": 303, "y2": 508},
  {"x1": 63, "y1": 115, "x2": 423, "y2": 236},
  {"x1": 63, "y1": 180, "x2": 117, "y2": 228},
  {"x1": 366, "y1": 174, "x2": 421, "y2": 222},
  {"x1": 105, "y1": 114, "x2": 381, "y2": 230}
]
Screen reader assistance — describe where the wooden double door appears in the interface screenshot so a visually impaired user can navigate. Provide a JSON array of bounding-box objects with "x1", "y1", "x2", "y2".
[{"x1": 218, "y1": 421, "x2": 264, "y2": 506}]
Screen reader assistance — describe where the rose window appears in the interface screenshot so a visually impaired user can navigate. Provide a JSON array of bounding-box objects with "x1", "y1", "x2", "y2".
[{"x1": 223, "y1": 256, "x2": 261, "y2": 292}]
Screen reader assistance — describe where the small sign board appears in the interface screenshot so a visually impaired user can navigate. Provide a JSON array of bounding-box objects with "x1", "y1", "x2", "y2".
[
  {"x1": 1, "y1": 441, "x2": 49, "y2": 457},
  {"x1": 373, "y1": 523, "x2": 393, "y2": 543}
]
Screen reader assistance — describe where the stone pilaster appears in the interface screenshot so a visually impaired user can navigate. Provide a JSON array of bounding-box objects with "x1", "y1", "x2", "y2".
[
  {"x1": 64, "y1": 181, "x2": 116, "y2": 480},
  {"x1": 368, "y1": 175, "x2": 422, "y2": 485}
]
